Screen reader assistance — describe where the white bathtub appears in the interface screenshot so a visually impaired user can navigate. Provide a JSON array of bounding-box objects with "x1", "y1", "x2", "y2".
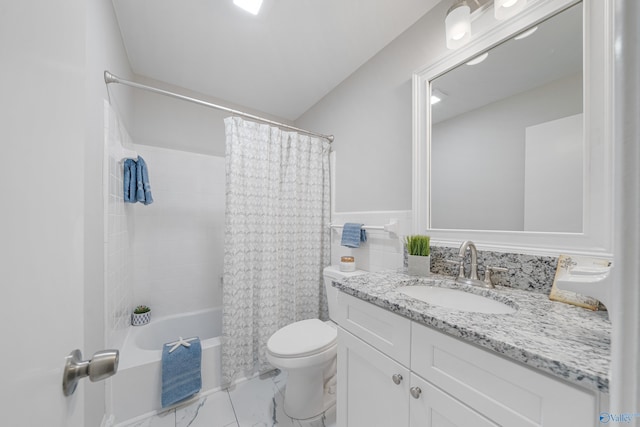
[{"x1": 112, "y1": 307, "x2": 223, "y2": 423}]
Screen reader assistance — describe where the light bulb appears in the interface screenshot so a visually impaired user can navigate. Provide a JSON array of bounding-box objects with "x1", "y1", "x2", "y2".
[
  {"x1": 445, "y1": 3, "x2": 471, "y2": 50},
  {"x1": 494, "y1": 0, "x2": 526, "y2": 20}
]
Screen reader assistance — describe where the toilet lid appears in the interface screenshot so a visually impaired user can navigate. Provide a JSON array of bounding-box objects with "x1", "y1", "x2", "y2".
[{"x1": 267, "y1": 319, "x2": 337, "y2": 358}]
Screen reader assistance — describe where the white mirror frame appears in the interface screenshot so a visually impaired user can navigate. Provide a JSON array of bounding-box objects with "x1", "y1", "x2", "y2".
[{"x1": 412, "y1": 0, "x2": 613, "y2": 257}]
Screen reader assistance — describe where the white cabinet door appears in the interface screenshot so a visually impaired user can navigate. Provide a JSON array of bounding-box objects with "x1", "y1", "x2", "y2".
[
  {"x1": 409, "y1": 374, "x2": 499, "y2": 427},
  {"x1": 338, "y1": 327, "x2": 410, "y2": 427}
]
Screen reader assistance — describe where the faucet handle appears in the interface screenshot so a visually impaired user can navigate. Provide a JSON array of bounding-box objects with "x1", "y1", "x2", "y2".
[
  {"x1": 484, "y1": 266, "x2": 508, "y2": 286},
  {"x1": 445, "y1": 259, "x2": 465, "y2": 279}
]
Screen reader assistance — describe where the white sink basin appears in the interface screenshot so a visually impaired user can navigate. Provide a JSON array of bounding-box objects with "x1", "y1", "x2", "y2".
[{"x1": 396, "y1": 286, "x2": 516, "y2": 314}]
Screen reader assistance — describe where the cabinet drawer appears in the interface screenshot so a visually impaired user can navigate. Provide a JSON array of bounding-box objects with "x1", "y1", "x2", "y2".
[
  {"x1": 411, "y1": 323, "x2": 599, "y2": 427},
  {"x1": 335, "y1": 291, "x2": 411, "y2": 366}
]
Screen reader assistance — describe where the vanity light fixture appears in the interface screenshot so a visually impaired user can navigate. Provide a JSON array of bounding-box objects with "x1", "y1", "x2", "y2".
[
  {"x1": 445, "y1": 1, "x2": 472, "y2": 49},
  {"x1": 466, "y1": 52, "x2": 489, "y2": 65},
  {"x1": 514, "y1": 26, "x2": 538, "y2": 40},
  {"x1": 494, "y1": 0, "x2": 526, "y2": 20},
  {"x1": 445, "y1": 0, "x2": 529, "y2": 50},
  {"x1": 233, "y1": 0, "x2": 263, "y2": 15}
]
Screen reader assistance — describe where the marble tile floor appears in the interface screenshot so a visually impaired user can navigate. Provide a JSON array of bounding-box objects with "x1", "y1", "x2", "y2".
[{"x1": 119, "y1": 370, "x2": 336, "y2": 427}]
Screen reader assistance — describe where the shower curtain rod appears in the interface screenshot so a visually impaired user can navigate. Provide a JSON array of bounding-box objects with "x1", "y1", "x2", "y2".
[{"x1": 104, "y1": 71, "x2": 334, "y2": 143}]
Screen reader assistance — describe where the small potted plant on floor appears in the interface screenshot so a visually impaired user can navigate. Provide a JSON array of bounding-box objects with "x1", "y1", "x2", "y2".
[
  {"x1": 405, "y1": 235, "x2": 431, "y2": 276},
  {"x1": 132, "y1": 305, "x2": 151, "y2": 326}
]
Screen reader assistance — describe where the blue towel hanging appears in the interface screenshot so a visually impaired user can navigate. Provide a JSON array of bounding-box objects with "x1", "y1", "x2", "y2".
[
  {"x1": 135, "y1": 156, "x2": 154, "y2": 205},
  {"x1": 161, "y1": 337, "x2": 202, "y2": 408},
  {"x1": 341, "y1": 223, "x2": 367, "y2": 248},
  {"x1": 123, "y1": 156, "x2": 153, "y2": 205},
  {"x1": 123, "y1": 159, "x2": 137, "y2": 203}
]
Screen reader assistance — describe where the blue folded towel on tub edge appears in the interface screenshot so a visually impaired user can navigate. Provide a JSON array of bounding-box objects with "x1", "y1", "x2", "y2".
[{"x1": 161, "y1": 337, "x2": 202, "y2": 408}]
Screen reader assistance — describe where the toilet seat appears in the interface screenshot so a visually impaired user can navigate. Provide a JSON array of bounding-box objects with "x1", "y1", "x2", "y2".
[{"x1": 267, "y1": 319, "x2": 337, "y2": 358}]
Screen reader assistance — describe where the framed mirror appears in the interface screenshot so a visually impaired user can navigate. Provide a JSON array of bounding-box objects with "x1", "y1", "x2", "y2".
[{"x1": 412, "y1": 0, "x2": 612, "y2": 256}]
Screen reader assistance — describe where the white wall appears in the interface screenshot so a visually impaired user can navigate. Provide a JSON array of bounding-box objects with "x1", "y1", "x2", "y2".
[
  {"x1": 296, "y1": 1, "x2": 451, "y2": 212},
  {"x1": 1, "y1": 0, "x2": 133, "y2": 425},
  {"x1": 524, "y1": 113, "x2": 583, "y2": 232},
  {"x1": 132, "y1": 76, "x2": 294, "y2": 157},
  {"x1": 431, "y1": 73, "x2": 582, "y2": 231},
  {"x1": 330, "y1": 211, "x2": 412, "y2": 273},
  {"x1": 130, "y1": 145, "x2": 226, "y2": 318}
]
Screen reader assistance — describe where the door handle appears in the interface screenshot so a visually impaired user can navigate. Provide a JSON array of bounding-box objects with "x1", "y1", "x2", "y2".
[{"x1": 63, "y1": 349, "x2": 119, "y2": 396}]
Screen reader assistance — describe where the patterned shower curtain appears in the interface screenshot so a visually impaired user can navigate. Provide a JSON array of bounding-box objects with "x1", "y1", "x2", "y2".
[{"x1": 222, "y1": 116, "x2": 331, "y2": 384}]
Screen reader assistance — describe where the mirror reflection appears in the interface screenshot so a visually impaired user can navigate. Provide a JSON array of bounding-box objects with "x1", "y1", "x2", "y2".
[{"x1": 430, "y1": 3, "x2": 583, "y2": 232}]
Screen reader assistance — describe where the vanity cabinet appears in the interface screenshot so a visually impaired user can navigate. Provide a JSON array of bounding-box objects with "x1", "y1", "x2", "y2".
[
  {"x1": 335, "y1": 291, "x2": 603, "y2": 427},
  {"x1": 338, "y1": 329, "x2": 410, "y2": 427}
]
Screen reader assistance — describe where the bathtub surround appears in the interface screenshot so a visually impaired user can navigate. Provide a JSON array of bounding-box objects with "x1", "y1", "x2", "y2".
[
  {"x1": 113, "y1": 308, "x2": 222, "y2": 423},
  {"x1": 107, "y1": 142, "x2": 226, "y2": 421},
  {"x1": 131, "y1": 145, "x2": 225, "y2": 319},
  {"x1": 222, "y1": 117, "x2": 331, "y2": 384},
  {"x1": 105, "y1": 102, "x2": 136, "y2": 350}
]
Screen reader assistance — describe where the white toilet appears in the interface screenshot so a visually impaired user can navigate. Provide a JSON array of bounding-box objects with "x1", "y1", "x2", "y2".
[{"x1": 266, "y1": 265, "x2": 365, "y2": 420}]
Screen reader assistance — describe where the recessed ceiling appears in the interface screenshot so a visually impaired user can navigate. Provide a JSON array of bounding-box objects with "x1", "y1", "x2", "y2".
[{"x1": 112, "y1": 0, "x2": 441, "y2": 121}]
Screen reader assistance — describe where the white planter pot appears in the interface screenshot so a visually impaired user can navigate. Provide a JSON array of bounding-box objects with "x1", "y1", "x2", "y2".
[
  {"x1": 408, "y1": 255, "x2": 431, "y2": 276},
  {"x1": 131, "y1": 310, "x2": 151, "y2": 326}
]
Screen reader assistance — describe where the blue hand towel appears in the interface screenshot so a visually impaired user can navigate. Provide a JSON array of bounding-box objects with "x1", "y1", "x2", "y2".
[
  {"x1": 341, "y1": 223, "x2": 367, "y2": 248},
  {"x1": 123, "y1": 159, "x2": 137, "y2": 203},
  {"x1": 135, "y1": 156, "x2": 154, "y2": 205},
  {"x1": 161, "y1": 337, "x2": 202, "y2": 408}
]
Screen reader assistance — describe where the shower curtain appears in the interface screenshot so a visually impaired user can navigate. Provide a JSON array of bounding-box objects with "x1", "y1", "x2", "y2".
[{"x1": 222, "y1": 116, "x2": 331, "y2": 384}]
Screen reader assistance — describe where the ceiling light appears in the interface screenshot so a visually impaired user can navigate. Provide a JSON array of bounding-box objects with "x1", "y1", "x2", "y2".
[
  {"x1": 233, "y1": 0, "x2": 263, "y2": 15},
  {"x1": 466, "y1": 52, "x2": 489, "y2": 65},
  {"x1": 494, "y1": 0, "x2": 526, "y2": 20},
  {"x1": 445, "y1": 1, "x2": 471, "y2": 50},
  {"x1": 514, "y1": 26, "x2": 538, "y2": 40}
]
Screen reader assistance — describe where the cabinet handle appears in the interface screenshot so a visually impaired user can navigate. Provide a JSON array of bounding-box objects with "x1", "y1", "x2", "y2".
[
  {"x1": 410, "y1": 386, "x2": 422, "y2": 399},
  {"x1": 391, "y1": 374, "x2": 403, "y2": 385}
]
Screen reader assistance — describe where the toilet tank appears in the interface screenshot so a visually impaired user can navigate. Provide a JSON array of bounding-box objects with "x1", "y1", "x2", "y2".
[{"x1": 323, "y1": 265, "x2": 366, "y2": 320}]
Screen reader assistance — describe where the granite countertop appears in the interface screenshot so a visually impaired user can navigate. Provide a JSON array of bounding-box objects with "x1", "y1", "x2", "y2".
[{"x1": 333, "y1": 270, "x2": 611, "y2": 393}]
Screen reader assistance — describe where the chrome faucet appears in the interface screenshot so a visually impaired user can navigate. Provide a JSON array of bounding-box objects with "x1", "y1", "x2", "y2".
[
  {"x1": 458, "y1": 240, "x2": 480, "y2": 281},
  {"x1": 455, "y1": 240, "x2": 490, "y2": 288}
]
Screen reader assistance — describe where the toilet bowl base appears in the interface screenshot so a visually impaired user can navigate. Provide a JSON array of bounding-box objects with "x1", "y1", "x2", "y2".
[
  {"x1": 283, "y1": 381, "x2": 336, "y2": 420},
  {"x1": 279, "y1": 359, "x2": 337, "y2": 420}
]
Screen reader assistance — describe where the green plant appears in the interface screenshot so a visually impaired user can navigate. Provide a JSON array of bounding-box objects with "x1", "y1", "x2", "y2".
[
  {"x1": 405, "y1": 235, "x2": 431, "y2": 257},
  {"x1": 134, "y1": 305, "x2": 150, "y2": 314}
]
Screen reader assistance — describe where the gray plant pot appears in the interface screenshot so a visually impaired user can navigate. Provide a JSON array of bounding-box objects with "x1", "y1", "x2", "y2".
[
  {"x1": 408, "y1": 255, "x2": 431, "y2": 276},
  {"x1": 131, "y1": 310, "x2": 151, "y2": 326}
]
